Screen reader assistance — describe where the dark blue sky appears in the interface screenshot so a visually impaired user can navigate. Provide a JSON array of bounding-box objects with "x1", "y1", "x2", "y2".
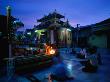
[{"x1": 1, "y1": 0, "x2": 110, "y2": 30}]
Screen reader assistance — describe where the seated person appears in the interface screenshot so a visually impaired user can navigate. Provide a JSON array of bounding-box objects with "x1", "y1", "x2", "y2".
[
  {"x1": 82, "y1": 47, "x2": 98, "y2": 73},
  {"x1": 71, "y1": 48, "x2": 76, "y2": 54},
  {"x1": 97, "y1": 53, "x2": 102, "y2": 65},
  {"x1": 79, "y1": 47, "x2": 87, "y2": 59},
  {"x1": 76, "y1": 47, "x2": 87, "y2": 59},
  {"x1": 48, "y1": 62, "x2": 74, "y2": 81},
  {"x1": 75, "y1": 48, "x2": 82, "y2": 58}
]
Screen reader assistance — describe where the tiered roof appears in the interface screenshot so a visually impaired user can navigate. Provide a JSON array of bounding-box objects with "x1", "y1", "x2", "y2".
[
  {"x1": 35, "y1": 10, "x2": 73, "y2": 30},
  {"x1": 37, "y1": 10, "x2": 65, "y2": 22}
]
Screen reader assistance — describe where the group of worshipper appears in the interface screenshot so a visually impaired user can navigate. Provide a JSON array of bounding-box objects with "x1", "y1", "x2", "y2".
[
  {"x1": 76, "y1": 46, "x2": 102, "y2": 73},
  {"x1": 47, "y1": 46, "x2": 102, "y2": 82}
]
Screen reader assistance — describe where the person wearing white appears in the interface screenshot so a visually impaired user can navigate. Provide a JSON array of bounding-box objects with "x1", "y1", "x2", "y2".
[{"x1": 82, "y1": 47, "x2": 98, "y2": 73}]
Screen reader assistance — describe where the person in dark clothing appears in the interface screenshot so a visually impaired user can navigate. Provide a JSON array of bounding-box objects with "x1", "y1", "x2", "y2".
[
  {"x1": 48, "y1": 62, "x2": 74, "y2": 82},
  {"x1": 97, "y1": 53, "x2": 102, "y2": 65},
  {"x1": 82, "y1": 46, "x2": 98, "y2": 73}
]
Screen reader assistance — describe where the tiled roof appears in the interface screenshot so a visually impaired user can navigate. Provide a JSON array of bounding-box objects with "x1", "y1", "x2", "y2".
[{"x1": 37, "y1": 11, "x2": 64, "y2": 22}]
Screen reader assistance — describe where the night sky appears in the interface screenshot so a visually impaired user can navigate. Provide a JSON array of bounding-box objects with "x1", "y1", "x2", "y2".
[{"x1": 1, "y1": 0, "x2": 110, "y2": 31}]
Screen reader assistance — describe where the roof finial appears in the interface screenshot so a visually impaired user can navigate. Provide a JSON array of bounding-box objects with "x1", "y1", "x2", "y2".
[
  {"x1": 54, "y1": 9, "x2": 57, "y2": 19},
  {"x1": 67, "y1": 19, "x2": 69, "y2": 23},
  {"x1": 54, "y1": 16, "x2": 57, "y2": 23},
  {"x1": 54, "y1": 9, "x2": 57, "y2": 12},
  {"x1": 6, "y1": 6, "x2": 11, "y2": 10}
]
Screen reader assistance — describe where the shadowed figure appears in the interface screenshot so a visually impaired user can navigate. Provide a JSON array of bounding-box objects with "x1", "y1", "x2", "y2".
[
  {"x1": 82, "y1": 46, "x2": 98, "y2": 73},
  {"x1": 48, "y1": 62, "x2": 74, "y2": 82}
]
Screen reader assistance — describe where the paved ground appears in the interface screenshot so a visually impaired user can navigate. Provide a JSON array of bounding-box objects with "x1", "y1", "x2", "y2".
[{"x1": 0, "y1": 48, "x2": 110, "y2": 82}]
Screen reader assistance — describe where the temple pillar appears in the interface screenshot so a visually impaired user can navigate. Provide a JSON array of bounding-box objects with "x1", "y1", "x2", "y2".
[{"x1": 50, "y1": 30, "x2": 54, "y2": 44}]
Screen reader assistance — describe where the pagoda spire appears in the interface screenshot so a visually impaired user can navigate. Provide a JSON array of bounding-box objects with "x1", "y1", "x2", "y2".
[
  {"x1": 54, "y1": 9, "x2": 57, "y2": 13},
  {"x1": 53, "y1": 9, "x2": 57, "y2": 23},
  {"x1": 67, "y1": 19, "x2": 69, "y2": 23},
  {"x1": 54, "y1": 9, "x2": 57, "y2": 19}
]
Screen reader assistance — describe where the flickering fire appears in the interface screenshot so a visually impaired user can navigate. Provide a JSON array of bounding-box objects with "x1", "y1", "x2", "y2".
[
  {"x1": 49, "y1": 47, "x2": 56, "y2": 55},
  {"x1": 45, "y1": 44, "x2": 56, "y2": 56}
]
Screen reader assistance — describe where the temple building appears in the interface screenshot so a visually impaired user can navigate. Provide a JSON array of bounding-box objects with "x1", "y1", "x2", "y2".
[
  {"x1": 33, "y1": 10, "x2": 74, "y2": 48},
  {"x1": 88, "y1": 18, "x2": 110, "y2": 48},
  {"x1": 73, "y1": 18, "x2": 110, "y2": 48}
]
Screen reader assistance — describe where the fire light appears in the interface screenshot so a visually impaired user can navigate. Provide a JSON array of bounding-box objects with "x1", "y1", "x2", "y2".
[
  {"x1": 45, "y1": 45, "x2": 56, "y2": 56},
  {"x1": 49, "y1": 49, "x2": 55, "y2": 55}
]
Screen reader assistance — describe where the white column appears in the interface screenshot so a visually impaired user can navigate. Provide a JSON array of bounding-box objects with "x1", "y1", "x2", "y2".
[{"x1": 50, "y1": 30, "x2": 54, "y2": 44}]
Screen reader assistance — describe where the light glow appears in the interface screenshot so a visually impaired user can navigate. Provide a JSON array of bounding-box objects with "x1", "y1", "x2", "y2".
[
  {"x1": 45, "y1": 45, "x2": 56, "y2": 56},
  {"x1": 49, "y1": 49, "x2": 55, "y2": 55},
  {"x1": 67, "y1": 29, "x2": 71, "y2": 31},
  {"x1": 35, "y1": 30, "x2": 38, "y2": 32},
  {"x1": 67, "y1": 64, "x2": 72, "y2": 69},
  {"x1": 27, "y1": 32, "x2": 31, "y2": 35}
]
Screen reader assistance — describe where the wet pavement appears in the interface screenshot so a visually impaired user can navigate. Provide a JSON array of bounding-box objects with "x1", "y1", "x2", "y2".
[{"x1": 0, "y1": 48, "x2": 110, "y2": 82}]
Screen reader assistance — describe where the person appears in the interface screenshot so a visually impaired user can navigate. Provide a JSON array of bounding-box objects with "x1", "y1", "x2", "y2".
[
  {"x1": 95, "y1": 47, "x2": 102, "y2": 65},
  {"x1": 80, "y1": 47, "x2": 87, "y2": 59},
  {"x1": 75, "y1": 47, "x2": 82, "y2": 58},
  {"x1": 71, "y1": 48, "x2": 76, "y2": 54},
  {"x1": 82, "y1": 46, "x2": 98, "y2": 73},
  {"x1": 48, "y1": 62, "x2": 74, "y2": 82},
  {"x1": 76, "y1": 46, "x2": 87, "y2": 59},
  {"x1": 36, "y1": 48, "x2": 40, "y2": 54},
  {"x1": 97, "y1": 53, "x2": 102, "y2": 65},
  {"x1": 79, "y1": 47, "x2": 88, "y2": 65}
]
